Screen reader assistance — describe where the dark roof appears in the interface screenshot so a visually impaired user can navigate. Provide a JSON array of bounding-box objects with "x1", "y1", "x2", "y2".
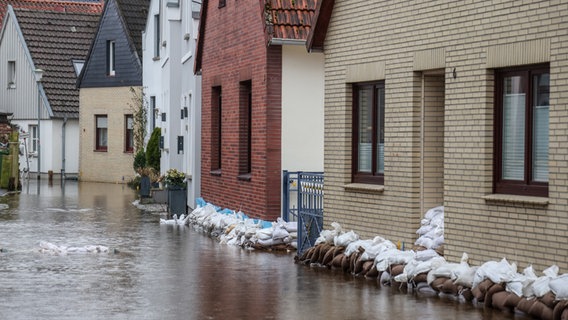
[
  {"x1": 306, "y1": 0, "x2": 333, "y2": 52},
  {"x1": 115, "y1": 0, "x2": 149, "y2": 59},
  {"x1": 14, "y1": 7, "x2": 100, "y2": 118},
  {"x1": 0, "y1": 0, "x2": 103, "y2": 28},
  {"x1": 262, "y1": 0, "x2": 318, "y2": 44}
]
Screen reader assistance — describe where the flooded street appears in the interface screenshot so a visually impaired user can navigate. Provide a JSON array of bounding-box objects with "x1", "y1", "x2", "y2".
[{"x1": 0, "y1": 181, "x2": 530, "y2": 319}]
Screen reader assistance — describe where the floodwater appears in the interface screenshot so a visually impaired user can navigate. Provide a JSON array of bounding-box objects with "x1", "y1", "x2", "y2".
[{"x1": 0, "y1": 180, "x2": 532, "y2": 320}]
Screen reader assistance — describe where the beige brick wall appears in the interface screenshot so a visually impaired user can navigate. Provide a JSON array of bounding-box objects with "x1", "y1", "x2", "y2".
[
  {"x1": 323, "y1": 0, "x2": 568, "y2": 272},
  {"x1": 79, "y1": 87, "x2": 138, "y2": 183}
]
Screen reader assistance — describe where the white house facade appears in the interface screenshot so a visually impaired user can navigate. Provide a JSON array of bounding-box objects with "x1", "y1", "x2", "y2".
[
  {"x1": 0, "y1": 6, "x2": 98, "y2": 179},
  {"x1": 143, "y1": 0, "x2": 201, "y2": 209}
]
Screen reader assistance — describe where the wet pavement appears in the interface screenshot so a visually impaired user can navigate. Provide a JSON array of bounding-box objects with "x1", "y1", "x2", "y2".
[{"x1": 0, "y1": 180, "x2": 532, "y2": 319}]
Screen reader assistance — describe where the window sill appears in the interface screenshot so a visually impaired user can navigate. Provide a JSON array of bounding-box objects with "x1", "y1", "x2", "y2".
[
  {"x1": 94, "y1": 149, "x2": 107, "y2": 152},
  {"x1": 210, "y1": 169, "x2": 221, "y2": 177},
  {"x1": 152, "y1": 56, "x2": 160, "y2": 61},
  {"x1": 343, "y1": 183, "x2": 384, "y2": 194},
  {"x1": 237, "y1": 173, "x2": 251, "y2": 182},
  {"x1": 482, "y1": 194, "x2": 549, "y2": 206}
]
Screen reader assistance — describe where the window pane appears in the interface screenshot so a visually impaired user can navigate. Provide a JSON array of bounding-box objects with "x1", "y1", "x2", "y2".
[
  {"x1": 376, "y1": 87, "x2": 385, "y2": 174},
  {"x1": 532, "y1": 73, "x2": 549, "y2": 182},
  {"x1": 97, "y1": 117, "x2": 107, "y2": 128},
  {"x1": 99, "y1": 128, "x2": 108, "y2": 147},
  {"x1": 502, "y1": 76, "x2": 525, "y2": 180},
  {"x1": 358, "y1": 86, "x2": 373, "y2": 173}
]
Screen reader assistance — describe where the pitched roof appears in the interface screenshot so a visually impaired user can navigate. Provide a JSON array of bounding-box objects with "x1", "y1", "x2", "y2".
[
  {"x1": 13, "y1": 7, "x2": 100, "y2": 118},
  {"x1": 306, "y1": 0, "x2": 333, "y2": 52},
  {"x1": 262, "y1": 0, "x2": 318, "y2": 45},
  {"x1": 195, "y1": 0, "x2": 318, "y2": 74},
  {"x1": 0, "y1": 0, "x2": 103, "y2": 28},
  {"x1": 114, "y1": 0, "x2": 149, "y2": 60}
]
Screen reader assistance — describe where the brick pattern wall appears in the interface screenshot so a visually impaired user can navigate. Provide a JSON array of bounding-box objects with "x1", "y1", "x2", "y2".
[
  {"x1": 79, "y1": 87, "x2": 137, "y2": 183},
  {"x1": 324, "y1": 0, "x2": 568, "y2": 272},
  {"x1": 200, "y1": 0, "x2": 282, "y2": 221}
]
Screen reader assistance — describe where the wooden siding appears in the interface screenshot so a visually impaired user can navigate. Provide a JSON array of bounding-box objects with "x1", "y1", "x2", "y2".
[{"x1": 0, "y1": 12, "x2": 50, "y2": 120}]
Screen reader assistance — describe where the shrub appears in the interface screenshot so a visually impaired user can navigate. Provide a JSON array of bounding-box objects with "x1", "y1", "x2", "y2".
[
  {"x1": 133, "y1": 150, "x2": 146, "y2": 173},
  {"x1": 146, "y1": 127, "x2": 161, "y2": 172}
]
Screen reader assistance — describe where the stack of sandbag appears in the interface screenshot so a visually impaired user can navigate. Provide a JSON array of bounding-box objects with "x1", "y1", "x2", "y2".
[
  {"x1": 186, "y1": 199, "x2": 297, "y2": 251},
  {"x1": 425, "y1": 253, "x2": 478, "y2": 300},
  {"x1": 414, "y1": 206, "x2": 444, "y2": 254},
  {"x1": 295, "y1": 218, "x2": 568, "y2": 320}
]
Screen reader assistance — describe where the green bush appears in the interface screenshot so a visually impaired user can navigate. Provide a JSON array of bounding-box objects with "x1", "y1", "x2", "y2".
[
  {"x1": 133, "y1": 150, "x2": 146, "y2": 173},
  {"x1": 146, "y1": 127, "x2": 161, "y2": 172}
]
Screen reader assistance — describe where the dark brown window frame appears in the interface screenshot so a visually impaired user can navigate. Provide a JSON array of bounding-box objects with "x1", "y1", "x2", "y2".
[
  {"x1": 124, "y1": 114, "x2": 134, "y2": 153},
  {"x1": 352, "y1": 81, "x2": 385, "y2": 185},
  {"x1": 211, "y1": 86, "x2": 222, "y2": 173},
  {"x1": 95, "y1": 114, "x2": 108, "y2": 152},
  {"x1": 238, "y1": 80, "x2": 252, "y2": 178},
  {"x1": 493, "y1": 64, "x2": 549, "y2": 197}
]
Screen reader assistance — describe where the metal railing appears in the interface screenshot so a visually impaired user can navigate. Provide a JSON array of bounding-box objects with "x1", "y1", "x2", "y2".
[{"x1": 282, "y1": 171, "x2": 324, "y2": 255}]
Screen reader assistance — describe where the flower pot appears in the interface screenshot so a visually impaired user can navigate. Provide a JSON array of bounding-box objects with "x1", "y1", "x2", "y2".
[{"x1": 167, "y1": 187, "x2": 187, "y2": 216}]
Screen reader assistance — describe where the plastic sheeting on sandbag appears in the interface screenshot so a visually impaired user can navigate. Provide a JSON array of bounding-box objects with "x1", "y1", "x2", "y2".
[
  {"x1": 472, "y1": 258, "x2": 517, "y2": 289},
  {"x1": 549, "y1": 274, "x2": 568, "y2": 300},
  {"x1": 531, "y1": 265, "x2": 559, "y2": 298},
  {"x1": 334, "y1": 230, "x2": 359, "y2": 247},
  {"x1": 315, "y1": 222, "x2": 343, "y2": 245},
  {"x1": 506, "y1": 265, "x2": 537, "y2": 298},
  {"x1": 374, "y1": 249, "x2": 415, "y2": 272}
]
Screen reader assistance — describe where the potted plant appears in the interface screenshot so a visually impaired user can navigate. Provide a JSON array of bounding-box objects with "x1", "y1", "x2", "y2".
[{"x1": 164, "y1": 169, "x2": 187, "y2": 216}]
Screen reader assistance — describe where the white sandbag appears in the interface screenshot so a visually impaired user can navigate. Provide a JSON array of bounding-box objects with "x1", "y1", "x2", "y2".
[
  {"x1": 531, "y1": 265, "x2": 559, "y2": 298},
  {"x1": 375, "y1": 249, "x2": 415, "y2": 272},
  {"x1": 359, "y1": 237, "x2": 396, "y2": 261},
  {"x1": 334, "y1": 230, "x2": 359, "y2": 247},
  {"x1": 414, "y1": 236, "x2": 434, "y2": 249},
  {"x1": 453, "y1": 266, "x2": 478, "y2": 288},
  {"x1": 424, "y1": 206, "x2": 444, "y2": 221},
  {"x1": 272, "y1": 226, "x2": 289, "y2": 240},
  {"x1": 344, "y1": 239, "x2": 370, "y2": 257},
  {"x1": 506, "y1": 265, "x2": 537, "y2": 297},
  {"x1": 256, "y1": 228, "x2": 273, "y2": 241},
  {"x1": 415, "y1": 249, "x2": 439, "y2": 262},
  {"x1": 472, "y1": 258, "x2": 517, "y2": 289},
  {"x1": 284, "y1": 221, "x2": 298, "y2": 233},
  {"x1": 549, "y1": 274, "x2": 568, "y2": 300}
]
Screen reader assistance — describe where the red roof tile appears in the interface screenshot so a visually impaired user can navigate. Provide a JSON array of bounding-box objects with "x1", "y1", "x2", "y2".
[{"x1": 262, "y1": 0, "x2": 318, "y2": 43}]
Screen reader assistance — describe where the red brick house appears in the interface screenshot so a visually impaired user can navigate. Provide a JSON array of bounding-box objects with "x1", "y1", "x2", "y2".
[{"x1": 195, "y1": 0, "x2": 323, "y2": 221}]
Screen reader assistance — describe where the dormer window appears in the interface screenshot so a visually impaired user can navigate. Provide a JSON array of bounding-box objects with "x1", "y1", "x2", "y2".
[{"x1": 106, "y1": 40, "x2": 116, "y2": 76}]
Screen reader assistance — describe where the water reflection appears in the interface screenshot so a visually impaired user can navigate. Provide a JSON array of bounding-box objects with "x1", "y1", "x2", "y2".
[{"x1": 0, "y1": 181, "x2": 531, "y2": 319}]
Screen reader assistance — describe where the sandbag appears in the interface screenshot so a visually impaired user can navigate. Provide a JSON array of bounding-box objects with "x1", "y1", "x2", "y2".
[
  {"x1": 365, "y1": 265, "x2": 379, "y2": 278},
  {"x1": 331, "y1": 253, "x2": 344, "y2": 269},
  {"x1": 516, "y1": 297, "x2": 537, "y2": 315},
  {"x1": 491, "y1": 291, "x2": 512, "y2": 311},
  {"x1": 504, "y1": 291, "x2": 521, "y2": 309},
  {"x1": 550, "y1": 274, "x2": 568, "y2": 300},
  {"x1": 553, "y1": 300, "x2": 568, "y2": 320}
]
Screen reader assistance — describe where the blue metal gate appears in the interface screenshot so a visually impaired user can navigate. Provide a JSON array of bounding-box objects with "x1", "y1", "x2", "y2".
[{"x1": 282, "y1": 171, "x2": 324, "y2": 255}]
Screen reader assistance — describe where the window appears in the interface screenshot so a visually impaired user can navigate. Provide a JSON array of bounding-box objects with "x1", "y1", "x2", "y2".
[
  {"x1": 29, "y1": 125, "x2": 38, "y2": 154},
  {"x1": 494, "y1": 64, "x2": 549, "y2": 197},
  {"x1": 125, "y1": 115, "x2": 134, "y2": 152},
  {"x1": 352, "y1": 82, "x2": 385, "y2": 184},
  {"x1": 150, "y1": 96, "x2": 156, "y2": 130},
  {"x1": 218, "y1": 0, "x2": 226, "y2": 8},
  {"x1": 154, "y1": 14, "x2": 160, "y2": 58},
  {"x1": 239, "y1": 80, "x2": 252, "y2": 176},
  {"x1": 211, "y1": 86, "x2": 222, "y2": 171},
  {"x1": 95, "y1": 115, "x2": 108, "y2": 151},
  {"x1": 107, "y1": 40, "x2": 115, "y2": 76},
  {"x1": 166, "y1": 0, "x2": 179, "y2": 7},
  {"x1": 72, "y1": 59, "x2": 84, "y2": 76},
  {"x1": 7, "y1": 61, "x2": 15, "y2": 88}
]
